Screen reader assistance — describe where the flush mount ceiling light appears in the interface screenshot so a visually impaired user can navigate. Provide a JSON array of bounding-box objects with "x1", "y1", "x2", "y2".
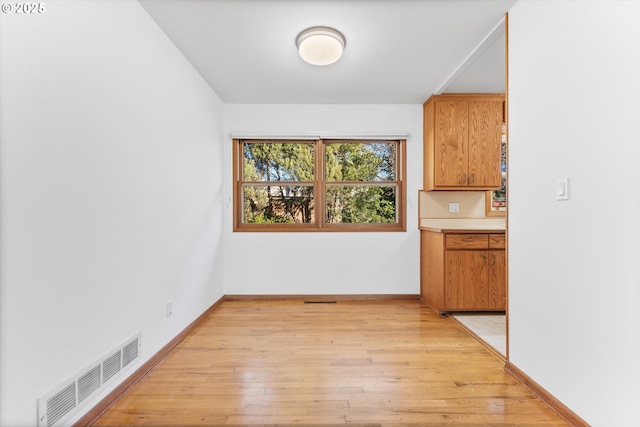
[{"x1": 296, "y1": 26, "x2": 346, "y2": 66}]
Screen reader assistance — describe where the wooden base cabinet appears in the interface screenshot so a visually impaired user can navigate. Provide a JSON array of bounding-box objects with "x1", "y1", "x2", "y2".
[
  {"x1": 421, "y1": 231, "x2": 506, "y2": 313},
  {"x1": 488, "y1": 248, "x2": 506, "y2": 310}
]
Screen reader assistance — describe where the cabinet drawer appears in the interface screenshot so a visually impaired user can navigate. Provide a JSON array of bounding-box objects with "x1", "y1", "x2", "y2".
[
  {"x1": 445, "y1": 234, "x2": 488, "y2": 249},
  {"x1": 489, "y1": 234, "x2": 505, "y2": 249}
]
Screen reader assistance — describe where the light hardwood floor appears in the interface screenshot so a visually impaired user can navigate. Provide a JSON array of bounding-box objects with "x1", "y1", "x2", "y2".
[{"x1": 93, "y1": 300, "x2": 568, "y2": 426}]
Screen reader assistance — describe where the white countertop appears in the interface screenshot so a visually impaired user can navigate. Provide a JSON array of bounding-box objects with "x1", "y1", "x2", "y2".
[{"x1": 419, "y1": 218, "x2": 506, "y2": 232}]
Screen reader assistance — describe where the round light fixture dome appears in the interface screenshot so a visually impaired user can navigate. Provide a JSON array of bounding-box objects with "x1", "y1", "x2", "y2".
[{"x1": 296, "y1": 26, "x2": 346, "y2": 66}]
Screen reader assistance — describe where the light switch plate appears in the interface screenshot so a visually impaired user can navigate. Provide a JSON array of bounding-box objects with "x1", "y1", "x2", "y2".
[
  {"x1": 166, "y1": 300, "x2": 173, "y2": 318},
  {"x1": 556, "y1": 177, "x2": 570, "y2": 201},
  {"x1": 449, "y1": 202, "x2": 460, "y2": 213}
]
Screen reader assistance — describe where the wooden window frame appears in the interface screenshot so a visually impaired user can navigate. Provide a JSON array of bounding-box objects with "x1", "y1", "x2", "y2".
[
  {"x1": 485, "y1": 122, "x2": 507, "y2": 217},
  {"x1": 233, "y1": 138, "x2": 407, "y2": 232}
]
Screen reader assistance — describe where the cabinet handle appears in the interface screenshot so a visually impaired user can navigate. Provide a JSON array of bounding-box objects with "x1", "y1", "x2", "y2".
[
  {"x1": 470, "y1": 173, "x2": 475, "y2": 184},
  {"x1": 462, "y1": 237, "x2": 475, "y2": 242},
  {"x1": 462, "y1": 174, "x2": 467, "y2": 184}
]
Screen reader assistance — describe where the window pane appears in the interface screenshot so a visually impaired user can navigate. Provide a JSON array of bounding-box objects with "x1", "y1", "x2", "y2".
[
  {"x1": 242, "y1": 185, "x2": 314, "y2": 224},
  {"x1": 325, "y1": 185, "x2": 397, "y2": 224},
  {"x1": 235, "y1": 138, "x2": 405, "y2": 232},
  {"x1": 243, "y1": 142, "x2": 314, "y2": 181},
  {"x1": 325, "y1": 142, "x2": 396, "y2": 182}
]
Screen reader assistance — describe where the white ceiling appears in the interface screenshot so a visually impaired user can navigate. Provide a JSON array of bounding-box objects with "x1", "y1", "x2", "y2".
[{"x1": 140, "y1": 0, "x2": 515, "y2": 104}]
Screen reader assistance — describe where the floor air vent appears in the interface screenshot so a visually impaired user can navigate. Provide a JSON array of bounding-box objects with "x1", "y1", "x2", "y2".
[{"x1": 37, "y1": 333, "x2": 140, "y2": 427}]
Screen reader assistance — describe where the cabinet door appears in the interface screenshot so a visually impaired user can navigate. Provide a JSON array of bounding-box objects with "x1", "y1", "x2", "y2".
[
  {"x1": 434, "y1": 101, "x2": 468, "y2": 187},
  {"x1": 488, "y1": 250, "x2": 506, "y2": 310},
  {"x1": 468, "y1": 101, "x2": 503, "y2": 188},
  {"x1": 445, "y1": 250, "x2": 488, "y2": 310}
]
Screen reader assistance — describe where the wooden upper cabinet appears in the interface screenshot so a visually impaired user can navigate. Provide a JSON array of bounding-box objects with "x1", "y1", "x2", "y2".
[
  {"x1": 433, "y1": 100, "x2": 468, "y2": 187},
  {"x1": 424, "y1": 94, "x2": 504, "y2": 190}
]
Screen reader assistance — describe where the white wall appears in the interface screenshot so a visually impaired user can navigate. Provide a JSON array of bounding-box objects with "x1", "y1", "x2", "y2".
[
  {"x1": 508, "y1": 2, "x2": 640, "y2": 425},
  {"x1": 0, "y1": 1, "x2": 225, "y2": 425},
  {"x1": 223, "y1": 105, "x2": 422, "y2": 295}
]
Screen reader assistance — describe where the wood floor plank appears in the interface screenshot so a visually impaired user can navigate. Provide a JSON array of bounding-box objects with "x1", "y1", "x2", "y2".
[{"x1": 92, "y1": 300, "x2": 568, "y2": 426}]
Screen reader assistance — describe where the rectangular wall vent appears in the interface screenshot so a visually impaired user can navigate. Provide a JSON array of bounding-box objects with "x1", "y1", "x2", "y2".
[
  {"x1": 77, "y1": 365, "x2": 101, "y2": 404},
  {"x1": 37, "y1": 333, "x2": 141, "y2": 427},
  {"x1": 122, "y1": 337, "x2": 139, "y2": 368},
  {"x1": 46, "y1": 382, "x2": 76, "y2": 427},
  {"x1": 102, "y1": 350, "x2": 122, "y2": 384}
]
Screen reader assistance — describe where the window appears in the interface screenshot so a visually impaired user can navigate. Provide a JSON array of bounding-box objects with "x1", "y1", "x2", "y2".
[
  {"x1": 233, "y1": 138, "x2": 406, "y2": 231},
  {"x1": 485, "y1": 123, "x2": 507, "y2": 217}
]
